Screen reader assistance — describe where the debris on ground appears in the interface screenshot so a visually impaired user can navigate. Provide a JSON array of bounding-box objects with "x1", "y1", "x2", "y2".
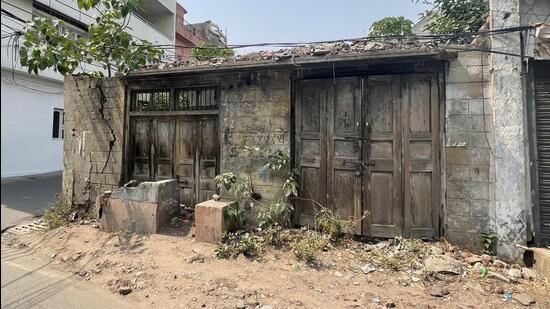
[
  {"x1": 514, "y1": 293, "x2": 536, "y2": 306},
  {"x1": 3, "y1": 224, "x2": 549, "y2": 308},
  {"x1": 423, "y1": 255, "x2": 463, "y2": 275}
]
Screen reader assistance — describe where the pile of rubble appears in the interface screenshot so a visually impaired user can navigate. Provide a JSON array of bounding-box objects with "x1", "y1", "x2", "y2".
[
  {"x1": 340, "y1": 237, "x2": 545, "y2": 306},
  {"x1": 140, "y1": 39, "x2": 441, "y2": 70}
]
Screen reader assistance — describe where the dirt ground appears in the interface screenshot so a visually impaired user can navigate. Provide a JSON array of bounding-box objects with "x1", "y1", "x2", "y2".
[{"x1": 2, "y1": 224, "x2": 549, "y2": 309}]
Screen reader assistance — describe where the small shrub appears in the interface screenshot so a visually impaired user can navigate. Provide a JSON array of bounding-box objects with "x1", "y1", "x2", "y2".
[
  {"x1": 257, "y1": 201, "x2": 293, "y2": 230},
  {"x1": 238, "y1": 233, "x2": 259, "y2": 256},
  {"x1": 315, "y1": 208, "x2": 343, "y2": 239},
  {"x1": 291, "y1": 234, "x2": 328, "y2": 262},
  {"x1": 42, "y1": 194, "x2": 73, "y2": 228},
  {"x1": 214, "y1": 232, "x2": 259, "y2": 258},
  {"x1": 214, "y1": 242, "x2": 233, "y2": 259},
  {"x1": 481, "y1": 230, "x2": 497, "y2": 255}
]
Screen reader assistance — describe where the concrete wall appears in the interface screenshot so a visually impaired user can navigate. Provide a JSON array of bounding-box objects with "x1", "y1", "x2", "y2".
[
  {"x1": 0, "y1": 71, "x2": 65, "y2": 177},
  {"x1": 444, "y1": 51, "x2": 494, "y2": 251},
  {"x1": 489, "y1": 0, "x2": 530, "y2": 261},
  {"x1": 62, "y1": 76, "x2": 125, "y2": 208},
  {"x1": 219, "y1": 71, "x2": 291, "y2": 215}
]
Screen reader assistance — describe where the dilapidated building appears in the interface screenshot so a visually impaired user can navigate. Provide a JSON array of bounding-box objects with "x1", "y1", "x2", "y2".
[{"x1": 62, "y1": 0, "x2": 550, "y2": 261}]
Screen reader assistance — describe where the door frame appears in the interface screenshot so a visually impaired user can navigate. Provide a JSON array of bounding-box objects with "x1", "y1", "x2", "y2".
[
  {"x1": 292, "y1": 72, "x2": 446, "y2": 237},
  {"x1": 123, "y1": 85, "x2": 221, "y2": 207}
]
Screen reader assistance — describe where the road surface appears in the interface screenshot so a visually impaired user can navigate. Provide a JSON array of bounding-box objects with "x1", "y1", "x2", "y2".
[
  {"x1": 1, "y1": 238, "x2": 144, "y2": 309},
  {"x1": 1, "y1": 172, "x2": 62, "y2": 230}
]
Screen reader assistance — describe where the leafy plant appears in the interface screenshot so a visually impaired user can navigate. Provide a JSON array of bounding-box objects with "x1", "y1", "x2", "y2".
[
  {"x1": 315, "y1": 208, "x2": 343, "y2": 239},
  {"x1": 291, "y1": 234, "x2": 328, "y2": 262},
  {"x1": 418, "y1": 0, "x2": 489, "y2": 44},
  {"x1": 19, "y1": 0, "x2": 164, "y2": 77},
  {"x1": 43, "y1": 194, "x2": 74, "y2": 228},
  {"x1": 215, "y1": 172, "x2": 237, "y2": 191},
  {"x1": 225, "y1": 205, "x2": 247, "y2": 231},
  {"x1": 257, "y1": 150, "x2": 299, "y2": 231},
  {"x1": 214, "y1": 242, "x2": 233, "y2": 259},
  {"x1": 237, "y1": 233, "x2": 259, "y2": 256},
  {"x1": 214, "y1": 232, "x2": 259, "y2": 258},
  {"x1": 190, "y1": 41, "x2": 234, "y2": 61},
  {"x1": 481, "y1": 230, "x2": 497, "y2": 255},
  {"x1": 257, "y1": 201, "x2": 293, "y2": 230},
  {"x1": 368, "y1": 16, "x2": 414, "y2": 36},
  {"x1": 479, "y1": 266, "x2": 489, "y2": 278}
]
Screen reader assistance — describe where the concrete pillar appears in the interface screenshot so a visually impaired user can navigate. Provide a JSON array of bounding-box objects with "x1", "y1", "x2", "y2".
[{"x1": 489, "y1": 0, "x2": 530, "y2": 260}]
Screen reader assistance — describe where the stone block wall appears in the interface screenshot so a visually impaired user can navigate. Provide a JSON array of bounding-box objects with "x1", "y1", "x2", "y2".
[
  {"x1": 218, "y1": 71, "x2": 291, "y2": 211},
  {"x1": 62, "y1": 76, "x2": 125, "y2": 209},
  {"x1": 445, "y1": 51, "x2": 494, "y2": 251}
]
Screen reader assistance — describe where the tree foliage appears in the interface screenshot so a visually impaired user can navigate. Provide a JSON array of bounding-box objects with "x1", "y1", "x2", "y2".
[
  {"x1": 190, "y1": 41, "x2": 234, "y2": 61},
  {"x1": 19, "y1": 0, "x2": 164, "y2": 77},
  {"x1": 368, "y1": 16, "x2": 414, "y2": 37},
  {"x1": 420, "y1": 0, "x2": 489, "y2": 44}
]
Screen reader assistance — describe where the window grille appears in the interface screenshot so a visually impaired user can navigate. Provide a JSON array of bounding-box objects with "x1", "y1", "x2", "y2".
[
  {"x1": 133, "y1": 91, "x2": 170, "y2": 111},
  {"x1": 176, "y1": 88, "x2": 217, "y2": 110}
]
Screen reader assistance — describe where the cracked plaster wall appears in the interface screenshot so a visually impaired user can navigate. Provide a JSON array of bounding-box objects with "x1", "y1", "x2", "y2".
[{"x1": 62, "y1": 76, "x2": 125, "y2": 208}]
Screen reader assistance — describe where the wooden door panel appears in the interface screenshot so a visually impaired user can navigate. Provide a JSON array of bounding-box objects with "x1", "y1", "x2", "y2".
[
  {"x1": 154, "y1": 119, "x2": 174, "y2": 180},
  {"x1": 132, "y1": 119, "x2": 151, "y2": 181},
  {"x1": 176, "y1": 120, "x2": 195, "y2": 207},
  {"x1": 364, "y1": 75, "x2": 402, "y2": 237},
  {"x1": 369, "y1": 172, "x2": 396, "y2": 237},
  {"x1": 328, "y1": 77, "x2": 362, "y2": 231},
  {"x1": 402, "y1": 75, "x2": 440, "y2": 239},
  {"x1": 295, "y1": 80, "x2": 326, "y2": 227},
  {"x1": 198, "y1": 117, "x2": 218, "y2": 204}
]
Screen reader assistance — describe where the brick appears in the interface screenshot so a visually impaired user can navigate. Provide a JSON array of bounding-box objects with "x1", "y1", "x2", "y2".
[
  {"x1": 446, "y1": 148, "x2": 490, "y2": 165},
  {"x1": 446, "y1": 133, "x2": 469, "y2": 147},
  {"x1": 447, "y1": 165, "x2": 470, "y2": 181},
  {"x1": 446, "y1": 82, "x2": 484, "y2": 100},
  {"x1": 446, "y1": 100, "x2": 469, "y2": 115},
  {"x1": 470, "y1": 200, "x2": 490, "y2": 217},
  {"x1": 105, "y1": 173, "x2": 121, "y2": 186},
  {"x1": 446, "y1": 199, "x2": 471, "y2": 217},
  {"x1": 468, "y1": 98, "x2": 492, "y2": 115},
  {"x1": 470, "y1": 166, "x2": 490, "y2": 182},
  {"x1": 195, "y1": 200, "x2": 236, "y2": 244},
  {"x1": 446, "y1": 115, "x2": 484, "y2": 132},
  {"x1": 455, "y1": 51, "x2": 484, "y2": 67},
  {"x1": 468, "y1": 132, "x2": 492, "y2": 148},
  {"x1": 447, "y1": 181, "x2": 490, "y2": 200}
]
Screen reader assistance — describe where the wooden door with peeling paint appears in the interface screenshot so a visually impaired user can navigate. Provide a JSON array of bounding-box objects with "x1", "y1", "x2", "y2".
[
  {"x1": 295, "y1": 74, "x2": 440, "y2": 238},
  {"x1": 175, "y1": 116, "x2": 218, "y2": 207},
  {"x1": 129, "y1": 117, "x2": 174, "y2": 182},
  {"x1": 294, "y1": 77, "x2": 362, "y2": 229}
]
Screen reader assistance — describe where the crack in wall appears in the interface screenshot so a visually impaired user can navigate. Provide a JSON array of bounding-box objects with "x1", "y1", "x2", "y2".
[{"x1": 95, "y1": 79, "x2": 117, "y2": 174}]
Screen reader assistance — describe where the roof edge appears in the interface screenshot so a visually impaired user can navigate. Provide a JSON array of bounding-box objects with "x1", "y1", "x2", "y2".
[{"x1": 124, "y1": 48, "x2": 457, "y2": 78}]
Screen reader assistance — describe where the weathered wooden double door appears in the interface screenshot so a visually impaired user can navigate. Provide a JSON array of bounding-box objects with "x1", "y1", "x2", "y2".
[
  {"x1": 295, "y1": 74, "x2": 440, "y2": 238},
  {"x1": 129, "y1": 116, "x2": 218, "y2": 207}
]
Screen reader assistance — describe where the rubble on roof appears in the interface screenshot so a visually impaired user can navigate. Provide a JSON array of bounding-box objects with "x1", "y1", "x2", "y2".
[{"x1": 140, "y1": 38, "x2": 441, "y2": 71}]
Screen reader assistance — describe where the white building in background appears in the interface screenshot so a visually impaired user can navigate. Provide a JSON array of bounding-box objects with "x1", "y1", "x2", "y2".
[{"x1": 0, "y1": 0, "x2": 176, "y2": 178}]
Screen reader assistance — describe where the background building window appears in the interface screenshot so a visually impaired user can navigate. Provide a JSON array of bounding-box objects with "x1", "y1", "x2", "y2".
[{"x1": 52, "y1": 108, "x2": 64, "y2": 139}]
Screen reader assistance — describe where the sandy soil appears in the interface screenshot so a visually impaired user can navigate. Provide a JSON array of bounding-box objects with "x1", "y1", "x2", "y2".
[{"x1": 3, "y1": 224, "x2": 549, "y2": 309}]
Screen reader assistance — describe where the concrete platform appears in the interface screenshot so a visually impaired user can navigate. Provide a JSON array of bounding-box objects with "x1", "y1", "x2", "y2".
[
  {"x1": 100, "y1": 179, "x2": 179, "y2": 234},
  {"x1": 195, "y1": 200, "x2": 236, "y2": 244},
  {"x1": 533, "y1": 248, "x2": 550, "y2": 280}
]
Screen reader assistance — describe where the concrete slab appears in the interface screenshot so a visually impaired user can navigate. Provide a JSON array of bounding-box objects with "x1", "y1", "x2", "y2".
[{"x1": 100, "y1": 180, "x2": 179, "y2": 234}]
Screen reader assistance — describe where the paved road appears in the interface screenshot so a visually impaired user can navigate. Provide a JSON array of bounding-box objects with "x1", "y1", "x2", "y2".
[
  {"x1": 1, "y1": 238, "x2": 143, "y2": 309},
  {"x1": 1, "y1": 172, "x2": 62, "y2": 230}
]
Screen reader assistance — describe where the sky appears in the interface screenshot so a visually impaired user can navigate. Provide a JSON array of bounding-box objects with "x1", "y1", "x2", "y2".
[{"x1": 178, "y1": 0, "x2": 433, "y2": 53}]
